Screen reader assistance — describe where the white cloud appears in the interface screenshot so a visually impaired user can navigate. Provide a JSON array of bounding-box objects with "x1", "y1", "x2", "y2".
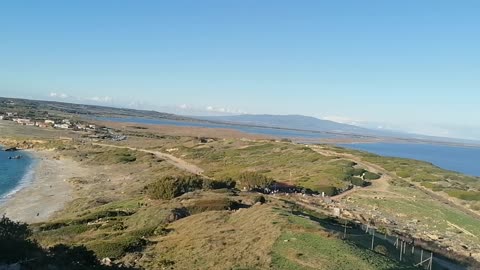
[
  {"x1": 205, "y1": 105, "x2": 245, "y2": 114},
  {"x1": 49, "y1": 92, "x2": 69, "y2": 99},
  {"x1": 88, "y1": 96, "x2": 113, "y2": 103}
]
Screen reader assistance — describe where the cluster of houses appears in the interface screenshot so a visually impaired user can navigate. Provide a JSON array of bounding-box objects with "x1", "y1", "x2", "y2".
[
  {"x1": 1, "y1": 112, "x2": 127, "y2": 142},
  {"x1": 1, "y1": 113, "x2": 97, "y2": 131}
]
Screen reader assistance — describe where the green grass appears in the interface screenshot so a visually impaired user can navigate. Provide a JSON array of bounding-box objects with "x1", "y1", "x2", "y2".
[
  {"x1": 444, "y1": 189, "x2": 480, "y2": 201},
  {"x1": 172, "y1": 141, "x2": 359, "y2": 192},
  {"x1": 272, "y1": 210, "x2": 416, "y2": 270}
]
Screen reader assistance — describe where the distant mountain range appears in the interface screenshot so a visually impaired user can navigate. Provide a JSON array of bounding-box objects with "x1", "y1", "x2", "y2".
[
  {"x1": 198, "y1": 114, "x2": 394, "y2": 136},
  {"x1": 196, "y1": 114, "x2": 480, "y2": 145}
]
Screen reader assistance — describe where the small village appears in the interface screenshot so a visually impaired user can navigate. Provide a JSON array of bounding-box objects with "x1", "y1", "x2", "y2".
[{"x1": 0, "y1": 111, "x2": 127, "y2": 142}]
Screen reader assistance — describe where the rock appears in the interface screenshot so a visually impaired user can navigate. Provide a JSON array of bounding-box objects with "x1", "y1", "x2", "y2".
[
  {"x1": 166, "y1": 208, "x2": 190, "y2": 222},
  {"x1": 101, "y1": 258, "x2": 112, "y2": 266},
  {"x1": 4, "y1": 147, "x2": 18, "y2": 152}
]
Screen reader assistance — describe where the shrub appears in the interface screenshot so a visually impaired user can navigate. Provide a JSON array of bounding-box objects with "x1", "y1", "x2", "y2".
[
  {"x1": 351, "y1": 168, "x2": 366, "y2": 176},
  {"x1": 202, "y1": 178, "x2": 236, "y2": 190},
  {"x1": 146, "y1": 175, "x2": 204, "y2": 200},
  {"x1": 236, "y1": 172, "x2": 273, "y2": 191},
  {"x1": 87, "y1": 228, "x2": 154, "y2": 259},
  {"x1": 117, "y1": 154, "x2": 136, "y2": 163},
  {"x1": 253, "y1": 195, "x2": 267, "y2": 204},
  {"x1": 351, "y1": 177, "x2": 367, "y2": 187},
  {"x1": 374, "y1": 245, "x2": 389, "y2": 256},
  {"x1": 0, "y1": 216, "x2": 108, "y2": 268},
  {"x1": 186, "y1": 198, "x2": 238, "y2": 215},
  {"x1": 364, "y1": 172, "x2": 381, "y2": 180},
  {"x1": 314, "y1": 186, "x2": 338, "y2": 196},
  {"x1": 0, "y1": 216, "x2": 40, "y2": 263}
]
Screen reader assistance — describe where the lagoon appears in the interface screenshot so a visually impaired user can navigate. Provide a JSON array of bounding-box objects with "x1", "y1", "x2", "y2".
[{"x1": 339, "y1": 143, "x2": 480, "y2": 177}]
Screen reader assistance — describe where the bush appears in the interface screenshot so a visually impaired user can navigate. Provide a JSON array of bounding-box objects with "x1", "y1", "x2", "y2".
[
  {"x1": 88, "y1": 228, "x2": 154, "y2": 259},
  {"x1": 351, "y1": 168, "x2": 366, "y2": 176},
  {"x1": 202, "y1": 178, "x2": 236, "y2": 190},
  {"x1": 117, "y1": 154, "x2": 136, "y2": 163},
  {"x1": 236, "y1": 172, "x2": 273, "y2": 191},
  {"x1": 315, "y1": 186, "x2": 338, "y2": 196},
  {"x1": 253, "y1": 195, "x2": 267, "y2": 204},
  {"x1": 146, "y1": 175, "x2": 204, "y2": 200},
  {"x1": 351, "y1": 177, "x2": 367, "y2": 187},
  {"x1": 0, "y1": 216, "x2": 40, "y2": 264},
  {"x1": 374, "y1": 245, "x2": 389, "y2": 256},
  {"x1": 0, "y1": 216, "x2": 108, "y2": 269},
  {"x1": 364, "y1": 172, "x2": 381, "y2": 180},
  {"x1": 186, "y1": 198, "x2": 238, "y2": 215}
]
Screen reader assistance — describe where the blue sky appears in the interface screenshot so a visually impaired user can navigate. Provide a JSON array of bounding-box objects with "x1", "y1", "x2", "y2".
[{"x1": 1, "y1": 1, "x2": 479, "y2": 139}]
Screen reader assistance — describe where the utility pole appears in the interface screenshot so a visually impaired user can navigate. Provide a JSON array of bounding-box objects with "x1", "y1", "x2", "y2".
[
  {"x1": 429, "y1": 252, "x2": 433, "y2": 270},
  {"x1": 343, "y1": 220, "x2": 347, "y2": 239}
]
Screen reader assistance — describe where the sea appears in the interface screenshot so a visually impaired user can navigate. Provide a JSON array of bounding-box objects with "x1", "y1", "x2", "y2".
[
  {"x1": 0, "y1": 146, "x2": 35, "y2": 203},
  {"x1": 339, "y1": 142, "x2": 480, "y2": 177}
]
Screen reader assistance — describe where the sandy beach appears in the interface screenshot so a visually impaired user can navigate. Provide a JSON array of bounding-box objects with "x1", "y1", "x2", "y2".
[{"x1": 0, "y1": 150, "x2": 86, "y2": 223}]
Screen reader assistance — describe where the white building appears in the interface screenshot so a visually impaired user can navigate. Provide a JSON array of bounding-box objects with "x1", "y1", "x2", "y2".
[
  {"x1": 45, "y1": 120, "x2": 55, "y2": 125},
  {"x1": 0, "y1": 115, "x2": 4, "y2": 120},
  {"x1": 14, "y1": 118, "x2": 32, "y2": 125},
  {"x1": 54, "y1": 123, "x2": 70, "y2": 129}
]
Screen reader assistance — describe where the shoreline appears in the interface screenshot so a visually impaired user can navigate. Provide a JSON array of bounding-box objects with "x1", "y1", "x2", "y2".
[
  {"x1": 0, "y1": 150, "x2": 37, "y2": 203},
  {"x1": 0, "y1": 149, "x2": 85, "y2": 223}
]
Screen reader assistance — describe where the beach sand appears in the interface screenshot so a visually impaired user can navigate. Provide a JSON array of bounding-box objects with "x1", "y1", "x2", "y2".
[{"x1": 0, "y1": 150, "x2": 86, "y2": 223}]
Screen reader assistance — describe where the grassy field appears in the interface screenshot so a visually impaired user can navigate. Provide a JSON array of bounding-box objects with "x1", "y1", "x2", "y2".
[
  {"x1": 145, "y1": 139, "x2": 367, "y2": 193},
  {"x1": 2, "y1": 114, "x2": 480, "y2": 268}
]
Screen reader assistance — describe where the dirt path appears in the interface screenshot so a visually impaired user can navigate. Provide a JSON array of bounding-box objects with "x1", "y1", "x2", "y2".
[
  {"x1": 310, "y1": 146, "x2": 393, "y2": 200},
  {"x1": 311, "y1": 145, "x2": 480, "y2": 220},
  {"x1": 93, "y1": 143, "x2": 206, "y2": 176}
]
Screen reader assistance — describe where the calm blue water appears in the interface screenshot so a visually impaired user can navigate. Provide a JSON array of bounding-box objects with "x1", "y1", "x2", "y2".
[
  {"x1": 339, "y1": 143, "x2": 480, "y2": 177},
  {"x1": 97, "y1": 117, "x2": 348, "y2": 139},
  {"x1": 0, "y1": 146, "x2": 35, "y2": 202}
]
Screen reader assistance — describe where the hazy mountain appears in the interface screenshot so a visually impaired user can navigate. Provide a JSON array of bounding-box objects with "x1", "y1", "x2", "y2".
[
  {"x1": 197, "y1": 114, "x2": 480, "y2": 145},
  {"x1": 197, "y1": 114, "x2": 380, "y2": 135}
]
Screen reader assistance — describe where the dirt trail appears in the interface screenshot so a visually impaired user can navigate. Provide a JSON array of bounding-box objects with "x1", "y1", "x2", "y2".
[
  {"x1": 93, "y1": 143, "x2": 205, "y2": 176},
  {"x1": 311, "y1": 146, "x2": 480, "y2": 221},
  {"x1": 310, "y1": 146, "x2": 392, "y2": 200}
]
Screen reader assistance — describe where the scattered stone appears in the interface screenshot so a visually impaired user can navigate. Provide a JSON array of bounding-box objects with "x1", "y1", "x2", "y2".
[{"x1": 101, "y1": 258, "x2": 112, "y2": 266}]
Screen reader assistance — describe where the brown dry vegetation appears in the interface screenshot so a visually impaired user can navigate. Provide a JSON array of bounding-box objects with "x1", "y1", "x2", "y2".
[{"x1": 2, "y1": 119, "x2": 480, "y2": 269}]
